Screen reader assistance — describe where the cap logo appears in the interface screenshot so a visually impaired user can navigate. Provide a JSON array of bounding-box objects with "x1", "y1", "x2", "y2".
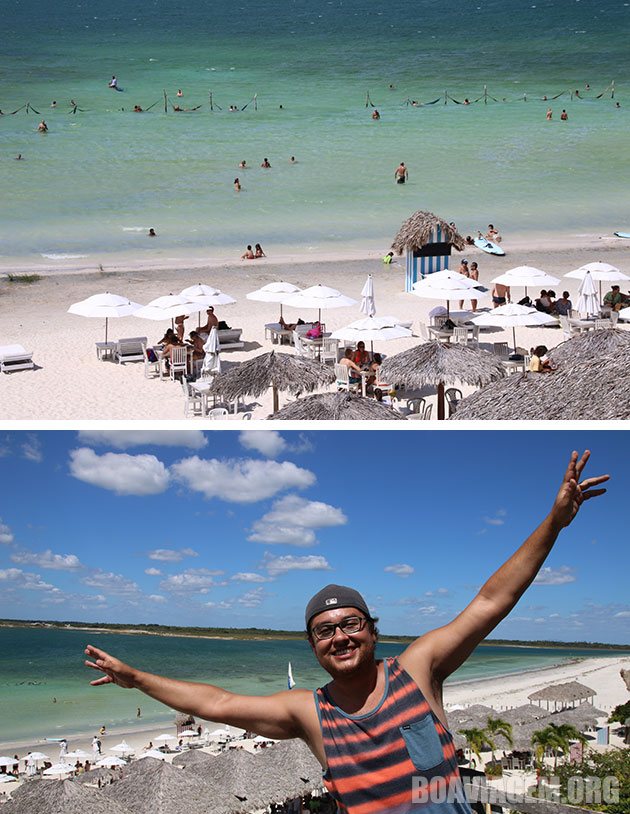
[{"x1": 325, "y1": 598, "x2": 338, "y2": 606}]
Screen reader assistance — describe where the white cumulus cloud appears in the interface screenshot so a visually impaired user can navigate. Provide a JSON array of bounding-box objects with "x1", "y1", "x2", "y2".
[
  {"x1": 81, "y1": 570, "x2": 140, "y2": 596},
  {"x1": 231, "y1": 572, "x2": 271, "y2": 583},
  {"x1": 171, "y1": 457, "x2": 315, "y2": 503},
  {"x1": 78, "y1": 431, "x2": 208, "y2": 450},
  {"x1": 0, "y1": 521, "x2": 14, "y2": 544},
  {"x1": 69, "y1": 448, "x2": 170, "y2": 495},
  {"x1": 148, "y1": 594, "x2": 167, "y2": 603},
  {"x1": 533, "y1": 566, "x2": 576, "y2": 585},
  {"x1": 237, "y1": 587, "x2": 268, "y2": 607},
  {"x1": 248, "y1": 495, "x2": 346, "y2": 545},
  {"x1": 11, "y1": 549, "x2": 82, "y2": 571},
  {"x1": 160, "y1": 568, "x2": 224, "y2": 593},
  {"x1": 614, "y1": 611, "x2": 630, "y2": 618},
  {"x1": 263, "y1": 553, "x2": 332, "y2": 577},
  {"x1": 384, "y1": 563, "x2": 414, "y2": 578},
  {"x1": 145, "y1": 567, "x2": 162, "y2": 576},
  {"x1": 0, "y1": 568, "x2": 57, "y2": 591},
  {"x1": 239, "y1": 431, "x2": 287, "y2": 458},
  {"x1": 148, "y1": 547, "x2": 198, "y2": 562},
  {"x1": 22, "y1": 435, "x2": 43, "y2": 463}
]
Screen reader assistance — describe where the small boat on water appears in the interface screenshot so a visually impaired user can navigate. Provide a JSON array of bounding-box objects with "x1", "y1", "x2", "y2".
[
  {"x1": 614, "y1": 231, "x2": 630, "y2": 238},
  {"x1": 287, "y1": 661, "x2": 296, "y2": 690}
]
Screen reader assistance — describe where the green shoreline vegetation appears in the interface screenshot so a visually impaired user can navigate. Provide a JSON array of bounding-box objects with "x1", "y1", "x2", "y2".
[{"x1": 1, "y1": 619, "x2": 629, "y2": 650}]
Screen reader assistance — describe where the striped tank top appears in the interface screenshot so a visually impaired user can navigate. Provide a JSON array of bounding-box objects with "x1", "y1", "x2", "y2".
[{"x1": 314, "y1": 657, "x2": 472, "y2": 814}]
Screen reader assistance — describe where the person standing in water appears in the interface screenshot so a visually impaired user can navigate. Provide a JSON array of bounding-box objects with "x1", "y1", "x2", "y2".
[{"x1": 394, "y1": 162, "x2": 408, "y2": 184}]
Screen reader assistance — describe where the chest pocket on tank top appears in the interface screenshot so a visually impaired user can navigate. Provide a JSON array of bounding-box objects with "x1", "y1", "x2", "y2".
[{"x1": 400, "y1": 715, "x2": 444, "y2": 771}]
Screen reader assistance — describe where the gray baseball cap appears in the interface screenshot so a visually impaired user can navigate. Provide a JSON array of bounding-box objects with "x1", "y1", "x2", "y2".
[{"x1": 305, "y1": 584, "x2": 370, "y2": 629}]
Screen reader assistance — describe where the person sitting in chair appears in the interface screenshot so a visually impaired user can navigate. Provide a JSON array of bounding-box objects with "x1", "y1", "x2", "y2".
[{"x1": 339, "y1": 348, "x2": 362, "y2": 387}]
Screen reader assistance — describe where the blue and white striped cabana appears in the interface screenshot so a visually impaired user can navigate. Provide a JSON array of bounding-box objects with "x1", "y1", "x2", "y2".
[{"x1": 391, "y1": 211, "x2": 465, "y2": 292}]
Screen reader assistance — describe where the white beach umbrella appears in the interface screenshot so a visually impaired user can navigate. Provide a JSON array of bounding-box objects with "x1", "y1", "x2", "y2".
[
  {"x1": 137, "y1": 749, "x2": 168, "y2": 760},
  {"x1": 281, "y1": 284, "x2": 358, "y2": 323},
  {"x1": 133, "y1": 294, "x2": 204, "y2": 326},
  {"x1": 331, "y1": 316, "x2": 412, "y2": 353},
  {"x1": 202, "y1": 326, "x2": 221, "y2": 375},
  {"x1": 208, "y1": 728, "x2": 229, "y2": 741},
  {"x1": 246, "y1": 281, "x2": 302, "y2": 319},
  {"x1": 411, "y1": 269, "x2": 489, "y2": 315},
  {"x1": 65, "y1": 749, "x2": 91, "y2": 760},
  {"x1": 68, "y1": 291, "x2": 143, "y2": 343},
  {"x1": 565, "y1": 263, "x2": 629, "y2": 302},
  {"x1": 471, "y1": 304, "x2": 557, "y2": 353},
  {"x1": 97, "y1": 755, "x2": 128, "y2": 767},
  {"x1": 619, "y1": 305, "x2": 630, "y2": 321},
  {"x1": 154, "y1": 734, "x2": 176, "y2": 743},
  {"x1": 491, "y1": 265, "x2": 560, "y2": 297},
  {"x1": 110, "y1": 741, "x2": 134, "y2": 756},
  {"x1": 26, "y1": 752, "x2": 49, "y2": 762},
  {"x1": 360, "y1": 274, "x2": 376, "y2": 317},
  {"x1": 0, "y1": 757, "x2": 17, "y2": 767},
  {"x1": 43, "y1": 762, "x2": 75, "y2": 777},
  {"x1": 576, "y1": 270, "x2": 599, "y2": 317},
  {"x1": 178, "y1": 729, "x2": 198, "y2": 738},
  {"x1": 180, "y1": 284, "x2": 237, "y2": 306}
]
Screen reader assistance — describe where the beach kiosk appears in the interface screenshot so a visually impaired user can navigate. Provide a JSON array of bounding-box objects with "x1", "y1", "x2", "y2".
[{"x1": 391, "y1": 211, "x2": 465, "y2": 292}]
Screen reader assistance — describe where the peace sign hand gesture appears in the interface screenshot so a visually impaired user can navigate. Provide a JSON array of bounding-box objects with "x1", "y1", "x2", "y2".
[
  {"x1": 84, "y1": 644, "x2": 137, "y2": 688},
  {"x1": 550, "y1": 450, "x2": 609, "y2": 529}
]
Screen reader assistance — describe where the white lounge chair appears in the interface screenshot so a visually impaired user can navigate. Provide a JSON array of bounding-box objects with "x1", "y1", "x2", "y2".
[
  {"x1": 217, "y1": 329, "x2": 244, "y2": 350},
  {"x1": 0, "y1": 344, "x2": 35, "y2": 373},
  {"x1": 114, "y1": 336, "x2": 148, "y2": 364}
]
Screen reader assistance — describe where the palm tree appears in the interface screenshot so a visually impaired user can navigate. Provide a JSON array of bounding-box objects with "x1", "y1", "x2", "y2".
[
  {"x1": 531, "y1": 726, "x2": 559, "y2": 775},
  {"x1": 485, "y1": 716, "x2": 514, "y2": 764},
  {"x1": 458, "y1": 727, "x2": 494, "y2": 768},
  {"x1": 547, "y1": 723, "x2": 588, "y2": 766}
]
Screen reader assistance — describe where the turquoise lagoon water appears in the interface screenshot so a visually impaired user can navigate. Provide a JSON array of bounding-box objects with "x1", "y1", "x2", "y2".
[
  {"x1": 0, "y1": 627, "x2": 626, "y2": 746},
  {"x1": 1, "y1": 0, "x2": 629, "y2": 266}
]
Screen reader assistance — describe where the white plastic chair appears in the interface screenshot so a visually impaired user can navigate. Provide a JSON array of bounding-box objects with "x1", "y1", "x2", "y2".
[
  {"x1": 334, "y1": 363, "x2": 359, "y2": 393},
  {"x1": 208, "y1": 407, "x2": 229, "y2": 420},
  {"x1": 181, "y1": 379, "x2": 203, "y2": 418},
  {"x1": 143, "y1": 344, "x2": 162, "y2": 379},
  {"x1": 422, "y1": 402, "x2": 433, "y2": 421},
  {"x1": 594, "y1": 318, "x2": 610, "y2": 330},
  {"x1": 444, "y1": 387, "x2": 463, "y2": 417},
  {"x1": 452, "y1": 327, "x2": 469, "y2": 345},
  {"x1": 418, "y1": 323, "x2": 430, "y2": 342},
  {"x1": 320, "y1": 337, "x2": 339, "y2": 366},
  {"x1": 169, "y1": 345, "x2": 188, "y2": 381},
  {"x1": 610, "y1": 311, "x2": 619, "y2": 327},
  {"x1": 240, "y1": 412, "x2": 253, "y2": 420}
]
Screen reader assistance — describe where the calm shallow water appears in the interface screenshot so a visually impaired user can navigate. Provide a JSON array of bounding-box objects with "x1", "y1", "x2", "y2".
[
  {"x1": 1, "y1": 0, "x2": 629, "y2": 264},
  {"x1": 1, "y1": 627, "x2": 625, "y2": 745}
]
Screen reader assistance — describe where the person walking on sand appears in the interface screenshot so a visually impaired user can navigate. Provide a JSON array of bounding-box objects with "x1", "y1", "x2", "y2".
[
  {"x1": 469, "y1": 261, "x2": 479, "y2": 312},
  {"x1": 394, "y1": 162, "x2": 408, "y2": 184},
  {"x1": 85, "y1": 451, "x2": 607, "y2": 814}
]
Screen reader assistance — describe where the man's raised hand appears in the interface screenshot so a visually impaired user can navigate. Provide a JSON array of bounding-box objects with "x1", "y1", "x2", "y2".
[
  {"x1": 85, "y1": 644, "x2": 137, "y2": 688},
  {"x1": 551, "y1": 450, "x2": 609, "y2": 529}
]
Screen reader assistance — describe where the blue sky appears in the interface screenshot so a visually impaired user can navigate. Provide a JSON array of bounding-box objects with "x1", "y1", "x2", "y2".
[{"x1": 0, "y1": 430, "x2": 628, "y2": 644}]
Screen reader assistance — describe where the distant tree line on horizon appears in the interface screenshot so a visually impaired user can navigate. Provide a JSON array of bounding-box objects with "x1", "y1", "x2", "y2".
[{"x1": 1, "y1": 619, "x2": 629, "y2": 650}]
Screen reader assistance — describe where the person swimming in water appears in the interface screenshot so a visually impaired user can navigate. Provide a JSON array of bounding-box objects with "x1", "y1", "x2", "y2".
[
  {"x1": 37, "y1": 120, "x2": 48, "y2": 133},
  {"x1": 109, "y1": 76, "x2": 118, "y2": 89}
]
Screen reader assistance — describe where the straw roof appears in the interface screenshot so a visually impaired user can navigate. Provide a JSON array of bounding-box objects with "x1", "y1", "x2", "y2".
[
  {"x1": 3, "y1": 778, "x2": 131, "y2": 814},
  {"x1": 209, "y1": 351, "x2": 335, "y2": 402},
  {"x1": 74, "y1": 766, "x2": 121, "y2": 786},
  {"x1": 547, "y1": 702, "x2": 606, "y2": 729},
  {"x1": 454, "y1": 328, "x2": 630, "y2": 420},
  {"x1": 380, "y1": 341, "x2": 506, "y2": 390},
  {"x1": 391, "y1": 210, "x2": 466, "y2": 254},
  {"x1": 528, "y1": 681, "x2": 596, "y2": 704},
  {"x1": 103, "y1": 757, "x2": 229, "y2": 814},
  {"x1": 268, "y1": 392, "x2": 407, "y2": 420},
  {"x1": 175, "y1": 712, "x2": 195, "y2": 727},
  {"x1": 500, "y1": 704, "x2": 551, "y2": 725},
  {"x1": 254, "y1": 739, "x2": 323, "y2": 802},
  {"x1": 171, "y1": 749, "x2": 215, "y2": 769},
  {"x1": 196, "y1": 748, "x2": 265, "y2": 810}
]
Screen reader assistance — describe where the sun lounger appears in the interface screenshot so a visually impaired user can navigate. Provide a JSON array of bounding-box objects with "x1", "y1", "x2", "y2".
[
  {"x1": 217, "y1": 328, "x2": 244, "y2": 350},
  {"x1": 0, "y1": 344, "x2": 35, "y2": 373},
  {"x1": 113, "y1": 336, "x2": 148, "y2": 364}
]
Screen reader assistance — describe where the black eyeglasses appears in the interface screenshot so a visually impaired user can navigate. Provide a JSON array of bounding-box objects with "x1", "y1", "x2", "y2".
[{"x1": 311, "y1": 615, "x2": 367, "y2": 641}]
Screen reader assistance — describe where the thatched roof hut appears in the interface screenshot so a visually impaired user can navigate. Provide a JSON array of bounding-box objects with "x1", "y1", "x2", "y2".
[
  {"x1": 210, "y1": 350, "x2": 336, "y2": 413},
  {"x1": 391, "y1": 211, "x2": 465, "y2": 255},
  {"x1": 454, "y1": 328, "x2": 630, "y2": 420},
  {"x1": 171, "y1": 749, "x2": 214, "y2": 769},
  {"x1": 175, "y1": 712, "x2": 195, "y2": 733},
  {"x1": 3, "y1": 778, "x2": 131, "y2": 814},
  {"x1": 254, "y1": 739, "x2": 323, "y2": 803},
  {"x1": 380, "y1": 341, "x2": 505, "y2": 419},
  {"x1": 103, "y1": 757, "x2": 229, "y2": 814},
  {"x1": 548, "y1": 702, "x2": 607, "y2": 730},
  {"x1": 268, "y1": 391, "x2": 407, "y2": 420},
  {"x1": 197, "y1": 749, "x2": 265, "y2": 811},
  {"x1": 500, "y1": 704, "x2": 550, "y2": 726},
  {"x1": 528, "y1": 680, "x2": 596, "y2": 710}
]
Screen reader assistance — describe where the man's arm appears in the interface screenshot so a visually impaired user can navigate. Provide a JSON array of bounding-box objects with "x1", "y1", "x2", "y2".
[
  {"x1": 84, "y1": 645, "x2": 310, "y2": 740},
  {"x1": 400, "y1": 451, "x2": 608, "y2": 685}
]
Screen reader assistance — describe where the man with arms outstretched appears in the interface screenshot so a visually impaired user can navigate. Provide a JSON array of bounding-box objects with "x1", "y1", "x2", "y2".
[{"x1": 86, "y1": 451, "x2": 607, "y2": 813}]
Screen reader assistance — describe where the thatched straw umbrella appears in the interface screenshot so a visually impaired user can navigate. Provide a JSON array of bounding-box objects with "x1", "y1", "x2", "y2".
[
  {"x1": 171, "y1": 749, "x2": 214, "y2": 769},
  {"x1": 391, "y1": 211, "x2": 465, "y2": 255},
  {"x1": 74, "y1": 766, "x2": 121, "y2": 786},
  {"x1": 197, "y1": 749, "x2": 265, "y2": 811},
  {"x1": 528, "y1": 681, "x2": 596, "y2": 711},
  {"x1": 103, "y1": 757, "x2": 229, "y2": 814},
  {"x1": 453, "y1": 328, "x2": 630, "y2": 420},
  {"x1": 379, "y1": 341, "x2": 505, "y2": 420},
  {"x1": 209, "y1": 350, "x2": 335, "y2": 413},
  {"x1": 501, "y1": 704, "x2": 551, "y2": 726},
  {"x1": 268, "y1": 392, "x2": 407, "y2": 420},
  {"x1": 548, "y1": 702, "x2": 606, "y2": 730},
  {"x1": 254, "y1": 739, "x2": 323, "y2": 803},
  {"x1": 3, "y1": 778, "x2": 131, "y2": 814}
]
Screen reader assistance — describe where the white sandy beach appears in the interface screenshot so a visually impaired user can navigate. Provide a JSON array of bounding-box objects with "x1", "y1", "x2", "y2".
[{"x1": 0, "y1": 233, "x2": 629, "y2": 421}]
